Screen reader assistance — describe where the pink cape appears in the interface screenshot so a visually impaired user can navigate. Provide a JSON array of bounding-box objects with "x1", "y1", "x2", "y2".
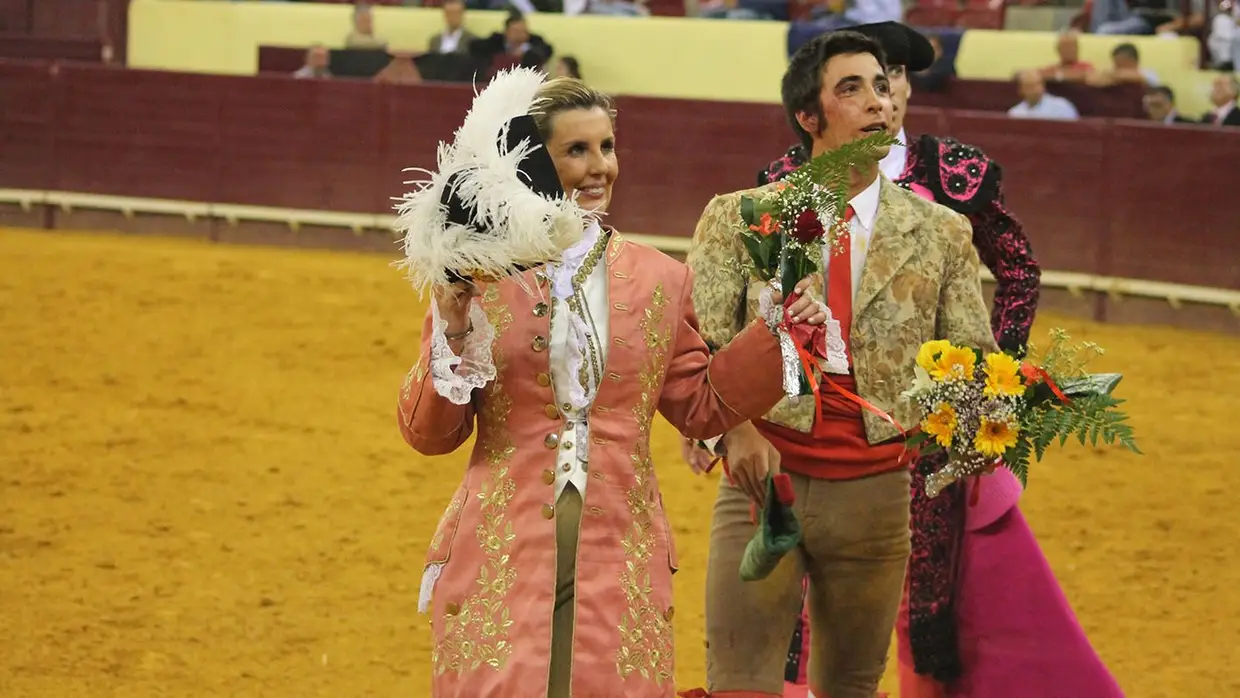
[{"x1": 899, "y1": 468, "x2": 1125, "y2": 697}]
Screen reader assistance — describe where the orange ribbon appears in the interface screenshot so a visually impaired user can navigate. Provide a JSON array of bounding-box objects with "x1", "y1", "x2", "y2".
[{"x1": 1021, "y1": 362, "x2": 1071, "y2": 404}]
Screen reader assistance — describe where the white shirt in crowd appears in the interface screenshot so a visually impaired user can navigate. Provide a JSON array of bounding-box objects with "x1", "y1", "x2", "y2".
[
  {"x1": 1008, "y1": 94, "x2": 1080, "y2": 121},
  {"x1": 436, "y1": 28, "x2": 465, "y2": 53}
]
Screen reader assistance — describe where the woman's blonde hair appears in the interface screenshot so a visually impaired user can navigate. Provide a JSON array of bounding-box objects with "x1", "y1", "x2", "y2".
[{"x1": 530, "y1": 77, "x2": 617, "y2": 140}]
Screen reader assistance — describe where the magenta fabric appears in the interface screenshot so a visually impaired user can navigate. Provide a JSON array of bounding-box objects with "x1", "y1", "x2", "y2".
[
  {"x1": 963, "y1": 468, "x2": 1024, "y2": 532},
  {"x1": 942, "y1": 485, "x2": 1125, "y2": 698}
]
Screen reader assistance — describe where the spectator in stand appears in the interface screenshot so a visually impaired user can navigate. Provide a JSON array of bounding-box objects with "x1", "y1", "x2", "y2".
[
  {"x1": 1008, "y1": 70, "x2": 1080, "y2": 120},
  {"x1": 1087, "y1": 0, "x2": 1153, "y2": 34},
  {"x1": 554, "y1": 56, "x2": 583, "y2": 79},
  {"x1": 1143, "y1": 85, "x2": 1195, "y2": 123},
  {"x1": 800, "y1": 0, "x2": 903, "y2": 28},
  {"x1": 428, "y1": 0, "x2": 477, "y2": 55},
  {"x1": 908, "y1": 32, "x2": 956, "y2": 92},
  {"x1": 345, "y1": 3, "x2": 388, "y2": 49},
  {"x1": 563, "y1": 0, "x2": 650, "y2": 16},
  {"x1": 1202, "y1": 72, "x2": 1240, "y2": 125},
  {"x1": 1039, "y1": 30, "x2": 1094, "y2": 82},
  {"x1": 1207, "y1": 0, "x2": 1238, "y2": 68},
  {"x1": 699, "y1": 0, "x2": 775, "y2": 20},
  {"x1": 292, "y1": 44, "x2": 331, "y2": 80},
  {"x1": 1085, "y1": 42, "x2": 1160, "y2": 87},
  {"x1": 1154, "y1": 0, "x2": 1206, "y2": 36},
  {"x1": 495, "y1": 0, "x2": 565, "y2": 13},
  {"x1": 471, "y1": 12, "x2": 554, "y2": 71}
]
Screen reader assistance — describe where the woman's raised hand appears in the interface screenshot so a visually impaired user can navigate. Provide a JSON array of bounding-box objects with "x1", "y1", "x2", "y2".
[{"x1": 434, "y1": 281, "x2": 479, "y2": 336}]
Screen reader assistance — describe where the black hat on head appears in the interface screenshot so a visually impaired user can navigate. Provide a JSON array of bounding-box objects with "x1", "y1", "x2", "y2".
[
  {"x1": 437, "y1": 114, "x2": 565, "y2": 283},
  {"x1": 396, "y1": 66, "x2": 587, "y2": 293},
  {"x1": 440, "y1": 114, "x2": 564, "y2": 228},
  {"x1": 847, "y1": 21, "x2": 935, "y2": 72}
]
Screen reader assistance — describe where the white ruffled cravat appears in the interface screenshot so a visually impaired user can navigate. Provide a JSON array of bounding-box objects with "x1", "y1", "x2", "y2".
[{"x1": 545, "y1": 221, "x2": 605, "y2": 412}]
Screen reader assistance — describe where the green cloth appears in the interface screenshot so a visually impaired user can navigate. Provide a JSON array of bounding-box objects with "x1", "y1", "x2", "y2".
[{"x1": 738, "y1": 476, "x2": 802, "y2": 582}]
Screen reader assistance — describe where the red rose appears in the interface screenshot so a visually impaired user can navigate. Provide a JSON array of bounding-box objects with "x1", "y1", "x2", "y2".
[{"x1": 791, "y1": 209, "x2": 825, "y2": 244}]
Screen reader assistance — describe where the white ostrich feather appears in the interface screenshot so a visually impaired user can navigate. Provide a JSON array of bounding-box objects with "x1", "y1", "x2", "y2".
[{"x1": 392, "y1": 66, "x2": 590, "y2": 296}]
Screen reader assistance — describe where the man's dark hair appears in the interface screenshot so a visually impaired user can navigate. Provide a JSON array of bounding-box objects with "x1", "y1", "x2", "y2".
[
  {"x1": 781, "y1": 31, "x2": 888, "y2": 150},
  {"x1": 1112, "y1": 42, "x2": 1139, "y2": 60},
  {"x1": 504, "y1": 11, "x2": 525, "y2": 28},
  {"x1": 1147, "y1": 84, "x2": 1175, "y2": 101}
]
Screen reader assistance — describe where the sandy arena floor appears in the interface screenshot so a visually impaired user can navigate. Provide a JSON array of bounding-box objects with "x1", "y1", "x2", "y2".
[{"x1": 2, "y1": 226, "x2": 1237, "y2": 697}]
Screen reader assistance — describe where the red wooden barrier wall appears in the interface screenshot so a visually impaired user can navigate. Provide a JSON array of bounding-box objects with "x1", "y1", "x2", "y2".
[
  {"x1": 1, "y1": 59, "x2": 1237, "y2": 293},
  {"x1": 0, "y1": 0, "x2": 126, "y2": 63}
]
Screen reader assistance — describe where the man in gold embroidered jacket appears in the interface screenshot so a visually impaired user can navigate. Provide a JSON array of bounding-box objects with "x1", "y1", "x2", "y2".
[{"x1": 683, "y1": 31, "x2": 999, "y2": 698}]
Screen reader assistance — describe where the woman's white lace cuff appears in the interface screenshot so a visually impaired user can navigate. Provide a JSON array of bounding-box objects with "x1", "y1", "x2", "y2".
[{"x1": 429, "y1": 300, "x2": 497, "y2": 405}]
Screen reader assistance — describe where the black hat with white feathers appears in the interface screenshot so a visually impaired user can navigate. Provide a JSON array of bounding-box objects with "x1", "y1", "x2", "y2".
[{"x1": 395, "y1": 67, "x2": 588, "y2": 293}]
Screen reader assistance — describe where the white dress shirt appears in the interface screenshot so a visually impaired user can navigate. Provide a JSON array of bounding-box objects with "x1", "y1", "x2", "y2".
[
  {"x1": 879, "y1": 127, "x2": 908, "y2": 187},
  {"x1": 816, "y1": 171, "x2": 881, "y2": 375},
  {"x1": 429, "y1": 222, "x2": 609, "y2": 500},
  {"x1": 838, "y1": 172, "x2": 882, "y2": 308},
  {"x1": 1211, "y1": 103, "x2": 1236, "y2": 125},
  {"x1": 436, "y1": 28, "x2": 464, "y2": 53},
  {"x1": 1007, "y1": 95, "x2": 1080, "y2": 121}
]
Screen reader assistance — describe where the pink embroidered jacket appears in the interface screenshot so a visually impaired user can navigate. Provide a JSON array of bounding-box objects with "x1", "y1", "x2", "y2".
[{"x1": 397, "y1": 234, "x2": 787, "y2": 698}]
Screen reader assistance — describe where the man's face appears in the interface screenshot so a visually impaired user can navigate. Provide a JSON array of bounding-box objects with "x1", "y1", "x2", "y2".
[
  {"x1": 505, "y1": 20, "x2": 530, "y2": 48},
  {"x1": 308, "y1": 46, "x2": 329, "y2": 70},
  {"x1": 1211, "y1": 75, "x2": 1237, "y2": 107},
  {"x1": 354, "y1": 9, "x2": 373, "y2": 35},
  {"x1": 885, "y1": 64, "x2": 911, "y2": 134},
  {"x1": 1143, "y1": 91, "x2": 1172, "y2": 121},
  {"x1": 443, "y1": 1, "x2": 463, "y2": 29},
  {"x1": 801, "y1": 51, "x2": 893, "y2": 156},
  {"x1": 1057, "y1": 34, "x2": 1079, "y2": 63},
  {"x1": 1112, "y1": 51, "x2": 1137, "y2": 70},
  {"x1": 1017, "y1": 71, "x2": 1044, "y2": 104}
]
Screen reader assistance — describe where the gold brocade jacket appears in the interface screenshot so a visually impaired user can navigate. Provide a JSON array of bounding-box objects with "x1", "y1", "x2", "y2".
[
  {"x1": 686, "y1": 177, "x2": 1000, "y2": 445},
  {"x1": 396, "y1": 233, "x2": 787, "y2": 697}
]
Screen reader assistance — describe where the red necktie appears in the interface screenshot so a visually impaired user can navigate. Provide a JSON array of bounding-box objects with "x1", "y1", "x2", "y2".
[{"x1": 827, "y1": 205, "x2": 855, "y2": 369}]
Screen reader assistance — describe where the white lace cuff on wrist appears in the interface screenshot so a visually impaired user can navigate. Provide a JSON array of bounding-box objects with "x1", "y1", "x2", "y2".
[{"x1": 429, "y1": 300, "x2": 497, "y2": 405}]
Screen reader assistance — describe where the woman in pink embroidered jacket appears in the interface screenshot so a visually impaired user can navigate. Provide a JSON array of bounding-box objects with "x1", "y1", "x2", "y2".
[
  {"x1": 747, "y1": 22, "x2": 1121, "y2": 698},
  {"x1": 396, "y1": 76, "x2": 826, "y2": 698}
]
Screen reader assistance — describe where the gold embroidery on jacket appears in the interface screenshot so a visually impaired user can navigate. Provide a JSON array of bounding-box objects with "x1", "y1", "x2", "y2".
[
  {"x1": 428, "y1": 485, "x2": 467, "y2": 561},
  {"x1": 615, "y1": 284, "x2": 674, "y2": 684},
  {"x1": 397, "y1": 360, "x2": 422, "y2": 426},
  {"x1": 433, "y1": 285, "x2": 517, "y2": 676}
]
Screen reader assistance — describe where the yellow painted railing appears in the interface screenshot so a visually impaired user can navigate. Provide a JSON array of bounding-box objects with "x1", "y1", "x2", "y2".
[{"x1": 3, "y1": 188, "x2": 1237, "y2": 315}]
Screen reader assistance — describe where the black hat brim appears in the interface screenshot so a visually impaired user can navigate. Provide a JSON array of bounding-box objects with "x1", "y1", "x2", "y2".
[{"x1": 848, "y1": 21, "x2": 936, "y2": 73}]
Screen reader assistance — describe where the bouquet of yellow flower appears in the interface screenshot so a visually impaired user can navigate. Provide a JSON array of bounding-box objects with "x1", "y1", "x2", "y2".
[{"x1": 902, "y1": 328, "x2": 1141, "y2": 497}]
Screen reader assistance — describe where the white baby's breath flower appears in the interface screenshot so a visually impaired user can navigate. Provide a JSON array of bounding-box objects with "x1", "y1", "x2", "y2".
[{"x1": 902, "y1": 364, "x2": 936, "y2": 401}]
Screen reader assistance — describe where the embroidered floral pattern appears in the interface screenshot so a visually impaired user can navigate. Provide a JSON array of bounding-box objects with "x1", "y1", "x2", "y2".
[
  {"x1": 432, "y1": 285, "x2": 518, "y2": 677},
  {"x1": 429, "y1": 485, "x2": 467, "y2": 560},
  {"x1": 615, "y1": 284, "x2": 675, "y2": 685}
]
